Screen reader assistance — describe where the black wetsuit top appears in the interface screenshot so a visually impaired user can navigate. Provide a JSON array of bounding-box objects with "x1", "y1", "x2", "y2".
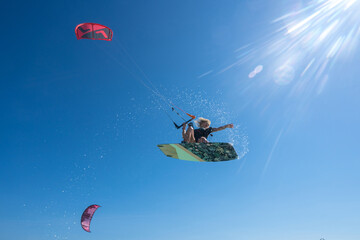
[{"x1": 194, "y1": 127, "x2": 213, "y2": 142}]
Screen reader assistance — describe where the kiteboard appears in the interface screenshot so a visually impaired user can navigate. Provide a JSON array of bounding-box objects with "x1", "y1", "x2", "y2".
[{"x1": 157, "y1": 142, "x2": 238, "y2": 162}]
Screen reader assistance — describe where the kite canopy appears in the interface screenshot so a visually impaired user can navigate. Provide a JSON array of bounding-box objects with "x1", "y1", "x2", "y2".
[
  {"x1": 81, "y1": 204, "x2": 101, "y2": 232},
  {"x1": 75, "y1": 23, "x2": 113, "y2": 41}
]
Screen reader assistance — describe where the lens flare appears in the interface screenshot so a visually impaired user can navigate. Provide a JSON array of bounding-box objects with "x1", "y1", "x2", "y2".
[{"x1": 233, "y1": 0, "x2": 360, "y2": 94}]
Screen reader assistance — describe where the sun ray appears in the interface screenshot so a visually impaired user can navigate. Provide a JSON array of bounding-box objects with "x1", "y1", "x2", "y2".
[{"x1": 234, "y1": 0, "x2": 360, "y2": 92}]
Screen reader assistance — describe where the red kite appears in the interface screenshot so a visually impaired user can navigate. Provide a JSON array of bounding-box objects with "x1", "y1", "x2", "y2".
[{"x1": 75, "y1": 23, "x2": 113, "y2": 41}]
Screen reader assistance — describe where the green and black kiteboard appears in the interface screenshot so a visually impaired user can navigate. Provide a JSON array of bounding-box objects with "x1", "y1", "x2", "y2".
[{"x1": 157, "y1": 142, "x2": 238, "y2": 162}]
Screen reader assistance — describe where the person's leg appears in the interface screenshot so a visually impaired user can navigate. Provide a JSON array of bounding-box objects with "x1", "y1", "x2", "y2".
[
  {"x1": 198, "y1": 137, "x2": 209, "y2": 143},
  {"x1": 188, "y1": 126, "x2": 196, "y2": 143},
  {"x1": 182, "y1": 124, "x2": 187, "y2": 140},
  {"x1": 184, "y1": 125, "x2": 195, "y2": 143}
]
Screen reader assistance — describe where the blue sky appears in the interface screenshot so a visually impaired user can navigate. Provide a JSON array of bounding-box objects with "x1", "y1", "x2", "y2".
[{"x1": 1, "y1": 0, "x2": 360, "y2": 239}]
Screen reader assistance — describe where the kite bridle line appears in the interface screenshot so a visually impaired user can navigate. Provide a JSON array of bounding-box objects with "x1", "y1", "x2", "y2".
[
  {"x1": 173, "y1": 117, "x2": 196, "y2": 129},
  {"x1": 170, "y1": 104, "x2": 196, "y2": 129},
  {"x1": 153, "y1": 98, "x2": 195, "y2": 130},
  {"x1": 110, "y1": 39, "x2": 196, "y2": 129}
]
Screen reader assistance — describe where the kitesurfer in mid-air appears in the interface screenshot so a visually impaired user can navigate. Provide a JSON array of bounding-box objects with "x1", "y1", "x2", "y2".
[{"x1": 182, "y1": 117, "x2": 233, "y2": 143}]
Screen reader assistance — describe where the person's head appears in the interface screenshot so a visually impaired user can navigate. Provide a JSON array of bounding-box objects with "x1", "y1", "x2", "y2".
[{"x1": 195, "y1": 117, "x2": 211, "y2": 128}]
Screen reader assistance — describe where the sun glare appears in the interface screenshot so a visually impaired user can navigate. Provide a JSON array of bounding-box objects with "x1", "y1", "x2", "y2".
[{"x1": 240, "y1": 0, "x2": 360, "y2": 91}]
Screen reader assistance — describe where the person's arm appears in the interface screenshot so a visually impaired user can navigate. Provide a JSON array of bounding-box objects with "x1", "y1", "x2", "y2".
[{"x1": 212, "y1": 124, "x2": 234, "y2": 133}]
